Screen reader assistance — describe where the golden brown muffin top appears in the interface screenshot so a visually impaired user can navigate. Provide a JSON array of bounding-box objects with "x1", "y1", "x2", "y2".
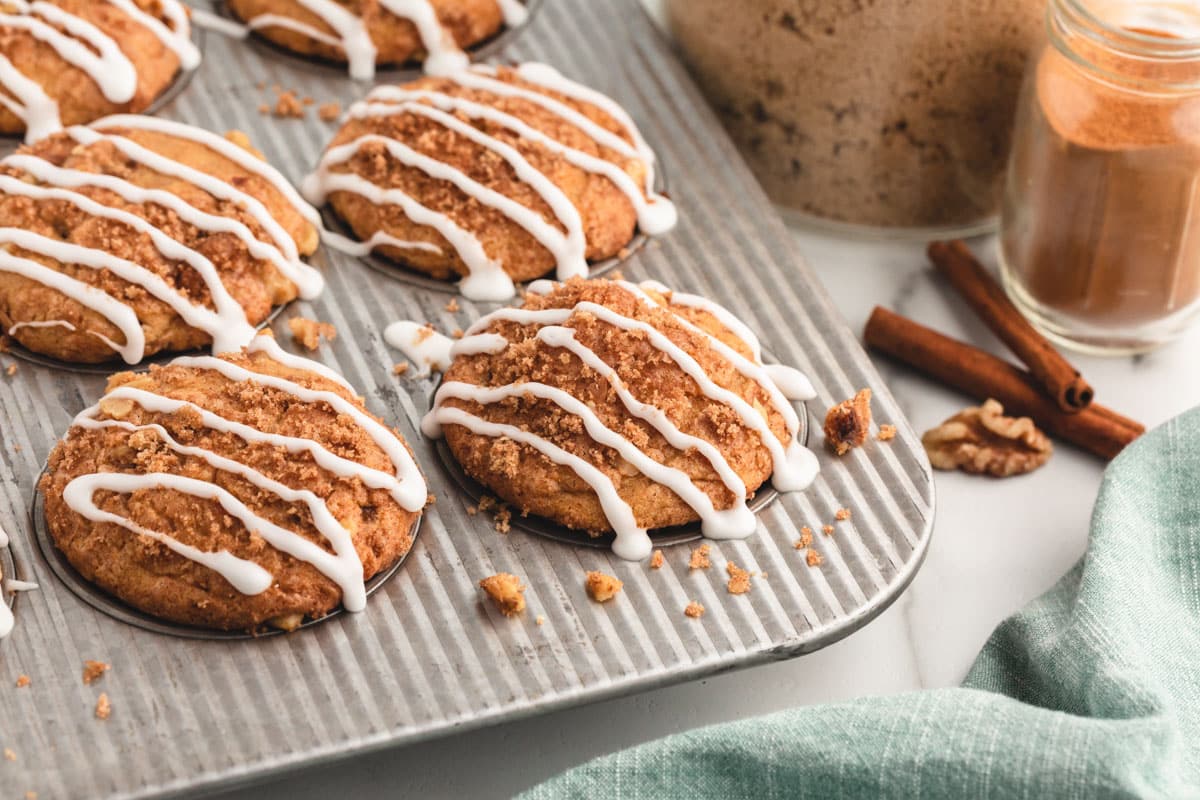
[
  {"x1": 41, "y1": 336, "x2": 428, "y2": 632},
  {"x1": 0, "y1": 0, "x2": 199, "y2": 139},
  {"x1": 0, "y1": 119, "x2": 322, "y2": 364},
  {"x1": 425, "y1": 277, "x2": 815, "y2": 560},
  {"x1": 306, "y1": 63, "x2": 676, "y2": 299}
]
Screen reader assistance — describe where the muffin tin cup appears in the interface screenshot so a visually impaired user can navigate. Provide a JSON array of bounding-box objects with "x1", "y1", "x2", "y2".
[
  {"x1": 3, "y1": 303, "x2": 288, "y2": 376},
  {"x1": 30, "y1": 474, "x2": 424, "y2": 641},
  {"x1": 212, "y1": 0, "x2": 544, "y2": 81},
  {"x1": 427, "y1": 349, "x2": 807, "y2": 550}
]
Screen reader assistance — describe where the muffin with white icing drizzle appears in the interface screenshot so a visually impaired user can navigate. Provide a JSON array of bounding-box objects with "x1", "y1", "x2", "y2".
[
  {"x1": 41, "y1": 334, "x2": 428, "y2": 632},
  {"x1": 226, "y1": 0, "x2": 527, "y2": 79},
  {"x1": 0, "y1": 0, "x2": 200, "y2": 143},
  {"x1": 304, "y1": 62, "x2": 677, "y2": 301},
  {"x1": 414, "y1": 277, "x2": 818, "y2": 561},
  {"x1": 0, "y1": 116, "x2": 324, "y2": 364}
]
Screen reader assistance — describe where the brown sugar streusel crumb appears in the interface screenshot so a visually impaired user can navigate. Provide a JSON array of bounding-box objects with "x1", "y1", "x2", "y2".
[
  {"x1": 82, "y1": 660, "x2": 109, "y2": 685},
  {"x1": 835, "y1": 508, "x2": 852, "y2": 521},
  {"x1": 479, "y1": 573, "x2": 525, "y2": 617},
  {"x1": 4, "y1": 748, "x2": 14, "y2": 761},
  {"x1": 25, "y1": 792, "x2": 36, "y2": 800},
  {"x1": 444, "y1": 298, "x2": 460, "y2": 313},
  {"x1": 95, "y1": 693, "x2": 111, "y2": 721},
  {"x1": 726, "y1": 561, "x2": 752, "y2": 595},
  {"x1": 585, "y1": 571, "x2": 623, "y2": 603},
  {"x1": 318, "y1": 102, "x2": 341, "y2": 122},
  {"x1": 806, "y1": 549, "x2": 824, "y2": 567},
  {"x1": 257, "y1": 103, "x2": 270, "y2": 115},
  {"x1": 649, "y1": 549, "x2": 664, "y2": 570},
  {"x1": 824, "y1": 388, "x2": 872, "y2": 455},
  {"x1": 822, "y1": 524, "x2": 835, "y2": 536},
  {"x1": 688, "y1": 544, "x2": 712, "y2": 570},
  {"x1": 15, "y1": 675, "x2": 29, "y2": 688},
  {"x1": 878, "y1": 424, "x2": 898, "y2": 442},
  {"x1": 535, "y1": 615, "x2": 545, "y2": 626},
  {"x1": 273, "y1": 89, "x2": 305, "y2": 118},
  {"x1": 795, "y1": 526, "x2": 813, "y2": 549},
  {"x1": 684, "y1": 601, "x2": 705, "y2": 618},
  {"x1": 288, "y1": 317, "x2": 337, "y2": 351}
]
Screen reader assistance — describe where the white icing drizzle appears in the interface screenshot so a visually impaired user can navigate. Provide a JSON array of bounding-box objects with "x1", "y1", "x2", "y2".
[
  {"x1": 8, "y1": 319, "x2": 75, "y2": 335},
  {"x1": 385, "y1": 321, "x2": 453, "y2": 374},
  {"x1": 307, "y1": 63, "x2": 675, "y2": 301},
  {"x1": 61, "y1": 337, "x2": 427, "y2": 608},
  {"x1": 417, "y1": 282, "x2": 819, "y2": 560},
  {"x1": 0, "y1": 118, "x2": 323, "y2": 362},
  {"x1": 0, "y1": 1, "x2": 198, "y2": 143},
  {"x1": 188, "y1": 7, "x2": 251, "y2": 39},
  {"x1": 0, "y1": 519, "x2": 39, "y2": 641},
  {"x1": 4, "y1": 579, "x2": 37, "y2": 593},
  {"x1": 239, "y1": 0, "x2": 477, "y2": 80},
  {"x1": 320, "y1": 228, "x2": 442, "y2": 258},
  {"x1": 495, "y1": 0, "x2": 529, "y2": 26}
]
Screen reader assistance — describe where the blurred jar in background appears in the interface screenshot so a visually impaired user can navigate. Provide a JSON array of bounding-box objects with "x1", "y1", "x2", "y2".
[
  {"x1": 1000, "y1": 0, "x2": 1200, "y2": 354},
  {"x1": 665, "y1": 0, "x2": 1043, "y2": 235}
]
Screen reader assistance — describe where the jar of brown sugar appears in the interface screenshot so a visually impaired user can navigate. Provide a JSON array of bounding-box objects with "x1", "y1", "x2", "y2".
[
  {"x1": 664, "y1": 0, "x2": 1044, "y2": 234},
  {"x1": 1000, "y1": 0, "x2": 1200, "y2": 354}
]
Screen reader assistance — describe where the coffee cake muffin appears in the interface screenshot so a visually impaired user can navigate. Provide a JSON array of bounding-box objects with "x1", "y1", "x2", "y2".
[
  {"x1": 0, "y1": 0, "x2": 200, "y2": 143},
  {"x1": 41, "y1": 335, "x2": 428, "y2": 632},
  {"x1": 0, "y1": 116, "x2": 323, "y2": 364},
  {"x1": 417, "y1": 277, "x2": 817, "y2": 560},
  {"x1": 304, "y1": 62, "x2": 677, "y2": 301},
  {"x1": 227, "y1": 0, "x2": 526, "y2": 79}
]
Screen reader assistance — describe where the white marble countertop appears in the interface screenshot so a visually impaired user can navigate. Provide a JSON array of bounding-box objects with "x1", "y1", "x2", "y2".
[
  {"x1": 222, "y1": 225, "x2": 1200, "y2": 799},
  {"x1": 221, "y1": 3, "x2": 1200, "y2": 795}
]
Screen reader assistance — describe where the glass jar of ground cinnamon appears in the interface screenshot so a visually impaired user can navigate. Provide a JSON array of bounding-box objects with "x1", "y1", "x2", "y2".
[
  {"x1": 664, "y1": 0, "x2": 1043, "y2": 234},
  {"x1": 1000, "y1": 0, "x2": 1200, "y2": 353}
]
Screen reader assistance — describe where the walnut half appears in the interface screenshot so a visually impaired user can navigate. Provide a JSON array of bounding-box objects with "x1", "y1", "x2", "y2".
[{"x1": 921, "y1": 399, "x2": 1052, "y2": 477}]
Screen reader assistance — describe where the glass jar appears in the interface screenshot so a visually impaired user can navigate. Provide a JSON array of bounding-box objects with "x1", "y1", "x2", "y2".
[
  {"x1": 999, "y1": 0, "x2": 1200, "y2": 354},
  {"x1": 664, "y1": 0, "x2": 1044, "y2": 235}
]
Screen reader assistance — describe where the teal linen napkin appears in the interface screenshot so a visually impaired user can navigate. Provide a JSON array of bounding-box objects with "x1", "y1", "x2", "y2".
[{"x1": 524, "y1": 407, "x2": 1200, "y2": 799}]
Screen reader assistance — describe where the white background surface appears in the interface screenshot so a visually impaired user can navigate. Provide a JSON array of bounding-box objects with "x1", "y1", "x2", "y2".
[{"x1": 223, "y1": 3, "x2": 1200, "y2": 797}]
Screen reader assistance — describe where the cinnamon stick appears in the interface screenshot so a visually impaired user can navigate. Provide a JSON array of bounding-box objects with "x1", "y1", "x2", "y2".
[
  {"x1": 928, "y1": 240, "x2": 1094, "y2": 413},
  {"x1": 864, "y1": 307, "x2": 1143, "y2": 460}
]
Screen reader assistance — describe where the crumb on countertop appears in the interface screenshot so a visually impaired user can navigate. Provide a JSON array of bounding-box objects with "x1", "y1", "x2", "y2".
[
  {"x1": 82, "y1": 660, "x2": 109, "y2": 686},
  {"x1": 806, "y1": 548, "x2": 824, "y2": 567},
  {"x1": 273, "y1": 88, "x2": 304, "y2": 118},
  {"x1": 878, "y1": 424, "x2": 897, "y2": 442},
  {"x1": 479, "y1": 573, "x2": 525, "y2": 617},
  {"x1": 688, "y1": 543, "x2": 712, "y2": 570},
  {"x1": 288, "y1": 317, "x2": 337, "y2": 351},
  {"x1": 585, "y1": 571, "x2": 623, "y2": 603},
  {"x1": 835, "y1": 508, "x2": 852, "y2": 521},
  {"x1": 684, "y1": 601, "x2": 705, "y2": 619},
  {"x1": 726, "y1": 561, "x2": 752, "y2": 595},
  {"x1": 95, "y1": 693, "x2": 111, "y2": 721},
  {"x1": 822, "y1": 524, "x2": 835, "y2": 536},
  {"x1": 824, "y1": 388, "x2": 872, "y2": 455},
  {"x1": 649, "y1": 549, "x2": 664, "y2": 570}
]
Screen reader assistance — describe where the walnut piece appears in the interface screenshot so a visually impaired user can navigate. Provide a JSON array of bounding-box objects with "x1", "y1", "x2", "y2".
[
  {"x1": 922, "y1": 399, "x2": 1052, "y2": 477},
  {"x1": 479, "y1": 573, "x2": 526, "y2": 617},
  {"x1": 824, "y1": 388, "x2": 872, "y2": 455}
]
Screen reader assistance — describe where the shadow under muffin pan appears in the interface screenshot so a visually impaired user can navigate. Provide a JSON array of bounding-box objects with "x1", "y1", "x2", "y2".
[
  {"x1": 3, "y1": 303, "x2": 287, "y2": 375},
  {"x1": 30, "y1": 473, "x2": 424, "y2": 640},
  {"x1": 0, "y1": 26, "x2": 204, "y2": 149},
  {"x1": 429, "y1": 350, "x2": 809, "y2": 551},
  {"x1": 213, "y1": 0, "x2": 543, "y2": 80}
]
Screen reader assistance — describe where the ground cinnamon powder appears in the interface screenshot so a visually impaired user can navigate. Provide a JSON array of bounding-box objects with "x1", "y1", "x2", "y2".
[{"x1": 1002, "y1": 32, "x2": 1200, "y2": 333}]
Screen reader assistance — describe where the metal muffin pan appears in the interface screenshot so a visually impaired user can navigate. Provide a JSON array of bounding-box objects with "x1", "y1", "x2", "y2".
[
  {"x1": 0, "y1": 2, "x2": 935, "y2": 798},
  {"x1": 30, "y1": 480, "x2": 423, "y2": 641}
]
